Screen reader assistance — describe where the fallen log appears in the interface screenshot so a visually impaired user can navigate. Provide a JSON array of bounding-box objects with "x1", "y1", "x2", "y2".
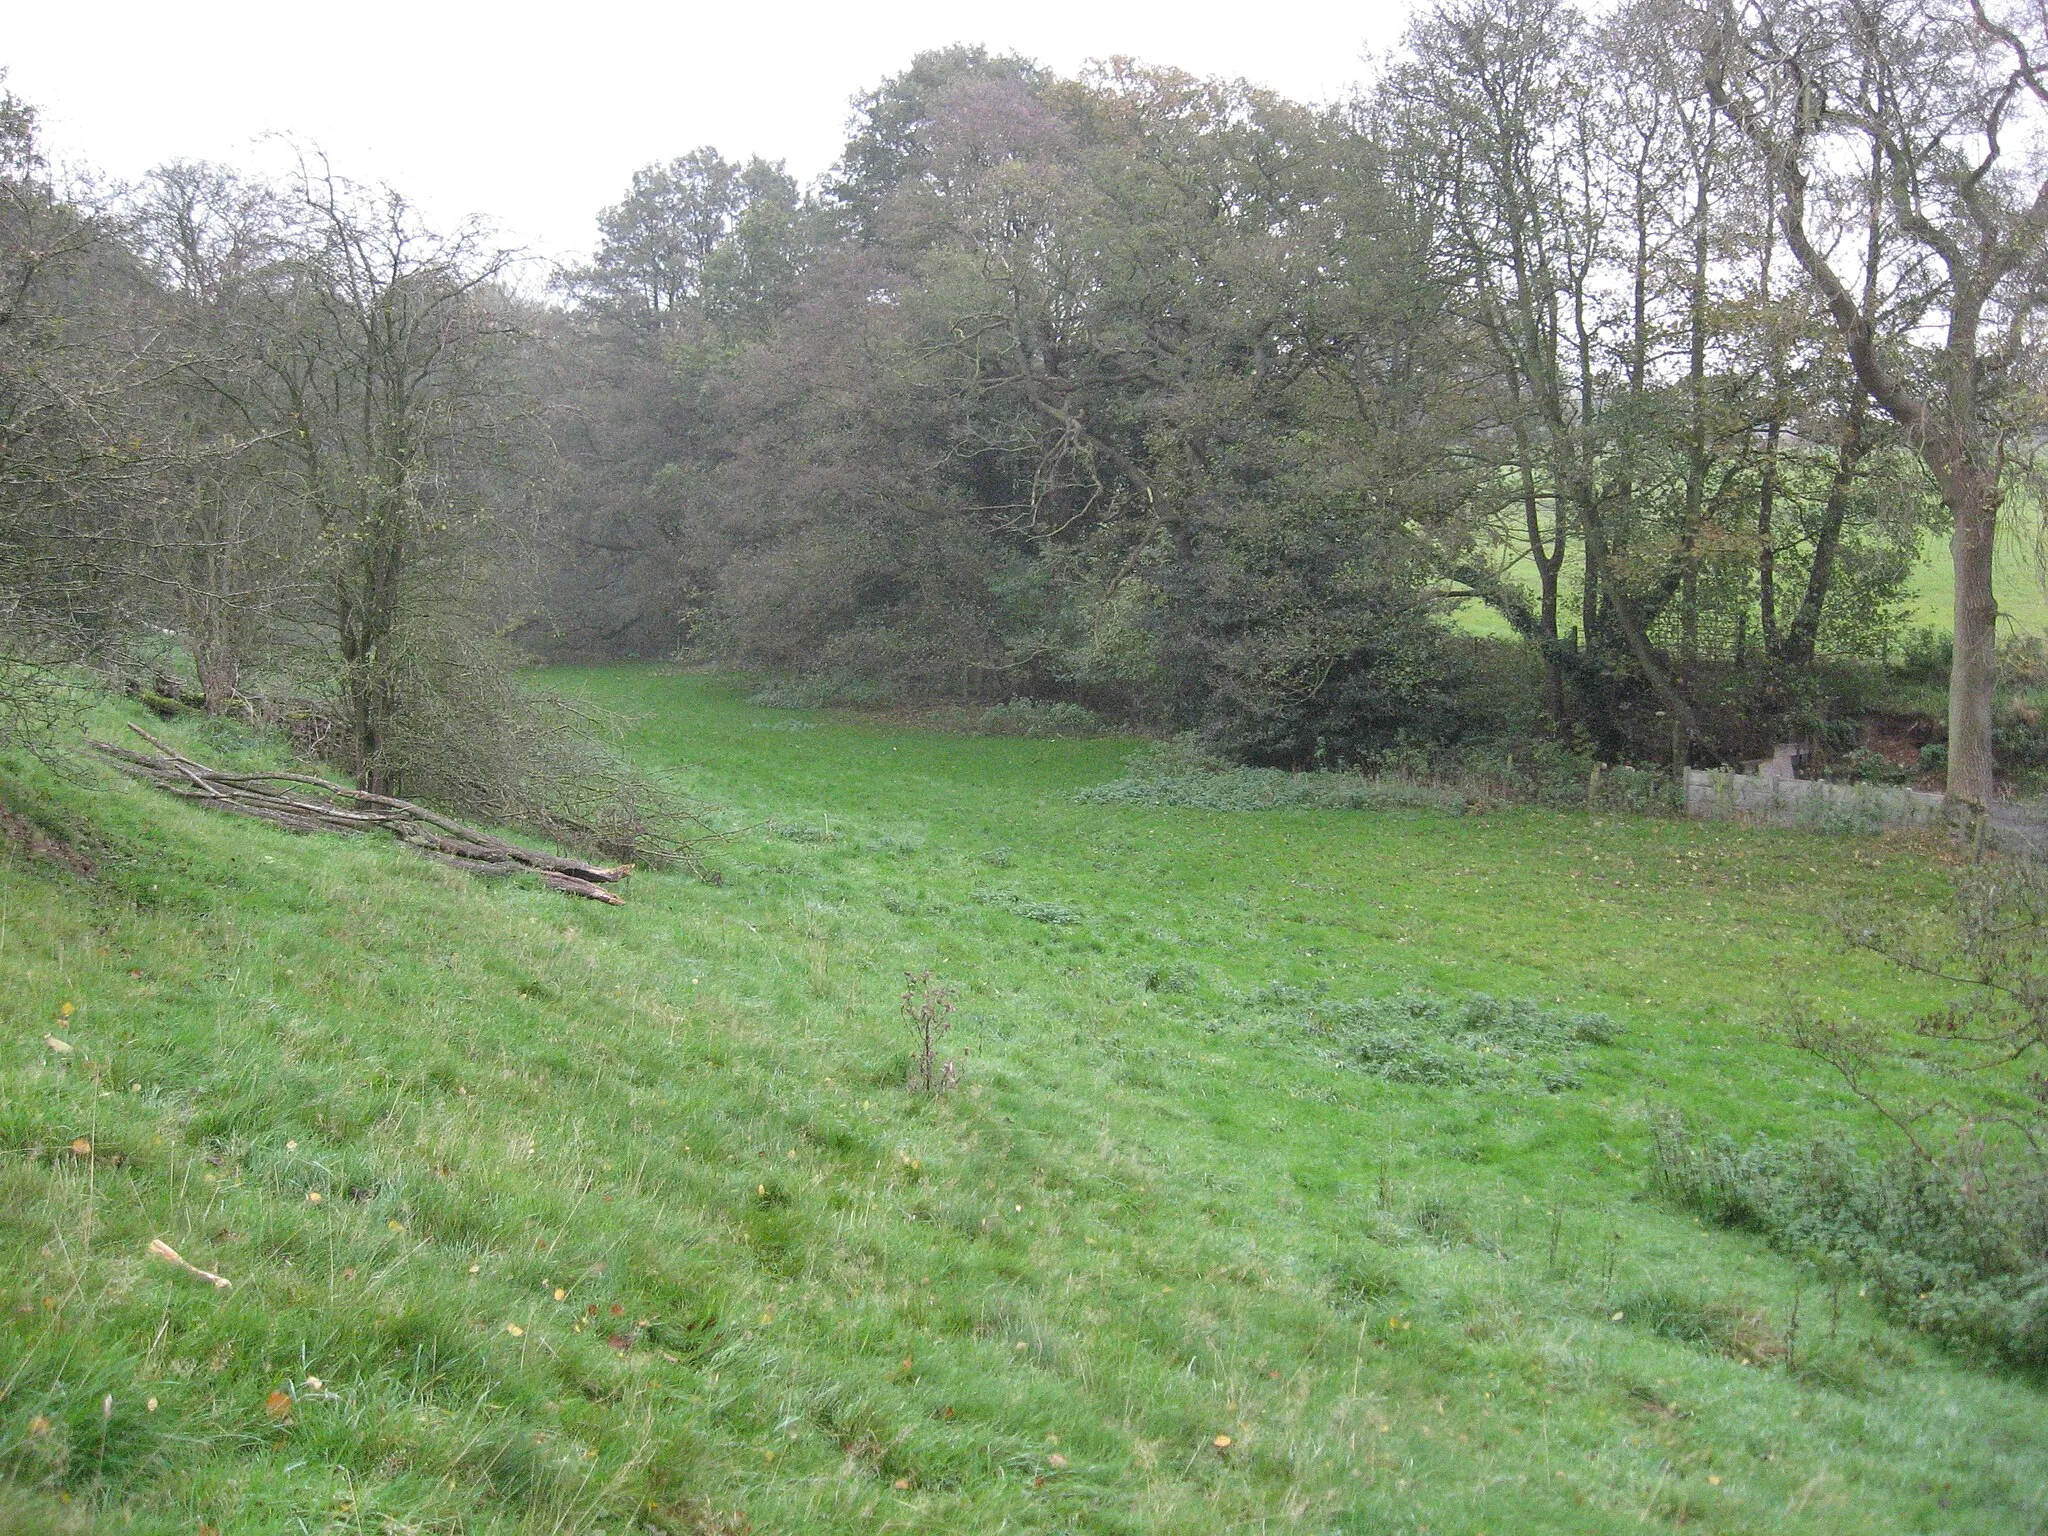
[
  {"x1": 541, "y1": 871, "x2": 626, "y2": 904},
  {"x1": 88, "y1": 725, "x2": 634, "y2": 903}
]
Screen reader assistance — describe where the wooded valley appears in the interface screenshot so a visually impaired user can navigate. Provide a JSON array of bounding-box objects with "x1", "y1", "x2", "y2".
[
  {"x1": 8, "y1": 2, "x2": 2048, "y2": 1532},
  {"x1": 10, "y1": 0, "x2": 2048, "y2": 816}
]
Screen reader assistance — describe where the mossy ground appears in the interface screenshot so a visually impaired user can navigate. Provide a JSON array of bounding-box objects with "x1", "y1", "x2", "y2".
[{"x1": 0, "y1": 669, "x2": 2042, "y2": 1534}]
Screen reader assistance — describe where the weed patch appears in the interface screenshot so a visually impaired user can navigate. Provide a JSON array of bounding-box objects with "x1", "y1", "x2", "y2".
[
  {"x1": 1225, "y1": 987, "x2": 1621, "y2": 1091},
  {"x1": 975, "y1": 888, "x2": 1084, "y2": 925},
  {"x1": 975, "y1": 699, "x2": 1104, "y2": 738},
  {"x1": 1078, "y1": 766, "x2": 1473, "y2": 814},
  {"x1": 1652, "y1": 1117, "x2": 2048, "y2": 1364},
  {"x1": 747, "y1": 675, "x2": 899, "y2": 709},
  {"x1": 1615, "y1": 1285, "x2": 1786, "y2": 1366},
  {"x1": 1326, "y1": 1253, "x2": 1405, "y2": 1310}
]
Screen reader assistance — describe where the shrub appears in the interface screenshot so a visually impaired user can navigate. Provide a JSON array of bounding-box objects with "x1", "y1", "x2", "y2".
[
  {"x1": 245, "y1": 638, "x2": 706, "y2": 868},
  {"x1": 1839, "y1": 745, "x2": 1910, "y2": 785},
  {"x1": 902, "y1": 971, "x2": 957, "y2": 1095},
  {"x1": 375, "y1": 659, "x2": 703, "y2": 867},
  {"x1": 1999, "y1": 634, "x2": 2048, "y2": 688},
  {"x1": 1993, "y1": 709, "x2": 2048, "y2": 788},
  {"x1": 1651, "y1": 1116, "x2": 2048, "y2": 1364},
  {"x1": 1891, "y1": 627, "x2": 1955, "y2": 682},
  {"x1": 1113, "y1": 735, "x2": 1236, "y2": 777},
  {"x1": 1660, "y1": 852, "x2": 2048, "y2": 1365},
  {"x1": 1079, "y1": 734, "x2": 1683, "y2": 819},
  {"x1": 1192, "y1": 598, "x2": 1528, "y2": 766}
]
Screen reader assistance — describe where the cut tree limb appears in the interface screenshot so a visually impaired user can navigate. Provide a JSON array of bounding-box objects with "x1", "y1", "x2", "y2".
[
  {"x1": 541, "y1": 871, "x2": 626, "y2": 904},
  {"x1": 88, "y1": 725, "x2": 634, "y2": 902}
]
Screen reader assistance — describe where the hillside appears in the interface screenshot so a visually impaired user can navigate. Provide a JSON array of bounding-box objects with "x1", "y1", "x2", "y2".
[{"x1": 2, "y1": 669, "x2": 2044, "y2": 1535}]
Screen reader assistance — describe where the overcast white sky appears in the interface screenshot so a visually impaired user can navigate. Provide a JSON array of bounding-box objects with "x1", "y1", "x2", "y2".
[{"x1": 5, "y1": 1, "x2": 1417, "y2": 271}]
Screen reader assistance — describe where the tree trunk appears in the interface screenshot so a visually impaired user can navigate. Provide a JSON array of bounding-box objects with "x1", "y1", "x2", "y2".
[
  {"x1": 1781, "y1": 392, "x2": 1867, "y2": 667},
  {"x1": 1520, "y1": 461, "x2": 1566, "y2": 728},
  {"x1": 1947, "y1": 471, "x2": 1999, "y2": 809},
  {"x1": 1756, "y1": 415, "x2": 1780, "y2": 656},
  {"x1": 193, "y1": 632, "x2": 240, "y2": 714}
]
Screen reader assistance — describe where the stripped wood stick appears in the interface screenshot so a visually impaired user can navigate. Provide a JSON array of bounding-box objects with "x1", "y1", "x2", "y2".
[{"x1": 148, "y1": 1238, "x2": 232, "y2": 1290}]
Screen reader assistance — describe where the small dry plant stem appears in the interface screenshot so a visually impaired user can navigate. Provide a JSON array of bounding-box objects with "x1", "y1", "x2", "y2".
[
  {"x1": 1786, "y1": 1277, "x2": 1804, "y2": 1371},
  {"x1": 902, "y1": 970, "x2": 957, "y2": 1093}
]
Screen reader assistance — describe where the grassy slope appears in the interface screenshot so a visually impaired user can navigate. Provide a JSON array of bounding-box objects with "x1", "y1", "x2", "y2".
[
  {"x1": 1, "y1": 670, "x2": 2044, "y2": 1535},
  {"x1": 1905, "y1": 522, "x2": 2048, "y2": 638}
]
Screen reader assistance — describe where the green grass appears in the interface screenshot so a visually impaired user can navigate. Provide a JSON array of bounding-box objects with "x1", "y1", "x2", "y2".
[
  {"x1": 1452, "y1": 519, "x2": 2048, "y2": 643},
  {"x1": 1, "y1": 670, "x2": 2044, "y2": 1534},
  {"x1": 1905, "y1": 520, "x2": 2048, "y2": 638}
]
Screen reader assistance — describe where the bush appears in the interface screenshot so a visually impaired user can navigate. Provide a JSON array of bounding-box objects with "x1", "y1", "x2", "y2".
[
  {"x1": 2000, "y1": 634, "x2": 2048, "y2": 688},
  {"x1": 1839, "y1": 745, "x2": 1910, "y2": 785},
  {"x1": 1457, "y1": 747, "x2": 1672, "y2": 813},
  {"x1": 1891, "y1": 626, "x2": 1955, "y2": 682},
  {"x1": 1651, "y1": 1116, "x2": 2048, "y2": 1364},
  {"x1": 1117, "y1": 735, "x2": 1235, "y2": 777},
  {"x1": 1188, "y1": 575, "x2": 1537, "y2": 764},
  {"x1": 1993, "y1": 709, "x2": 2048, "y2": 789},
  {"x1": 358, "y1": 637, "x2": 705, "y2": 867}
]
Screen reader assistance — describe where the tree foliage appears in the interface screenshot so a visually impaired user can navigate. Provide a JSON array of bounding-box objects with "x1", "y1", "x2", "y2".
[
  {"x1": 6, "y1": 6, "x2": 2047, "y2": 791},
  {"x1": 537, "y1": 26, "x2": 2016, "y2": 772}
]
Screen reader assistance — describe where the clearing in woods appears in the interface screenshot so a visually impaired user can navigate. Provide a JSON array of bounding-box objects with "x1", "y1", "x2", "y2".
[{"x1": 1, "y1": 667, "x2": 2043, "y2": 1534}]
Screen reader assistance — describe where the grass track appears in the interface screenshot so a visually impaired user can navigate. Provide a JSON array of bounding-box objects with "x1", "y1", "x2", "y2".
[{"x1": 0, "y1": 668, "x2": 2043, "y2": 1534}]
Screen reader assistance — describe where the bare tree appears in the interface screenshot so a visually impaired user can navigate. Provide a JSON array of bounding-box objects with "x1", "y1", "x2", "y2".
[
  {"x1": 251, "y1": 162, "x2": 526, "y2": 790},
  {"x1": 127, "y1": 161, "x2": 298, "y2": 710}
]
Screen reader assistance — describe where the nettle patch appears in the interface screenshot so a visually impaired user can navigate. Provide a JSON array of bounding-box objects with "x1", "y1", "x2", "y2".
[
  {"x1": 974, "y1": 888, "x2": 1085, "y2": 925},
  {"x1": 1221, "y1": 985, "x2": 1623, "y2": 1092},
  {"x1": 1076, "y1": 766, "x2": 1473, "y2": 815}
]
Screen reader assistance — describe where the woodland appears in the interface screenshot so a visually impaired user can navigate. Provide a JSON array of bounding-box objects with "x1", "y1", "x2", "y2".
[{"x1": 6, "y1": 0, "x2": 2048, "y2": 821}]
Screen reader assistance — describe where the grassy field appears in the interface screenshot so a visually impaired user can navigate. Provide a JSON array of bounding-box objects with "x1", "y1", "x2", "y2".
[
  {"x1": 1905, "y1": 522, "x2": 2048, "y2": 638},
  {"x1": 1453, "y1": 522, "x2": 2048, "y2": 642},
  {"x1": 2, "y1": 669, "x2": 2044, "y2": 1535}
]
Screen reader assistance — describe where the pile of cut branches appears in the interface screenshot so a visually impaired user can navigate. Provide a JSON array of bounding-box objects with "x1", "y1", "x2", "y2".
[{"x1": 88, "y1": 725, "x2": 632, "y2": 903}]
